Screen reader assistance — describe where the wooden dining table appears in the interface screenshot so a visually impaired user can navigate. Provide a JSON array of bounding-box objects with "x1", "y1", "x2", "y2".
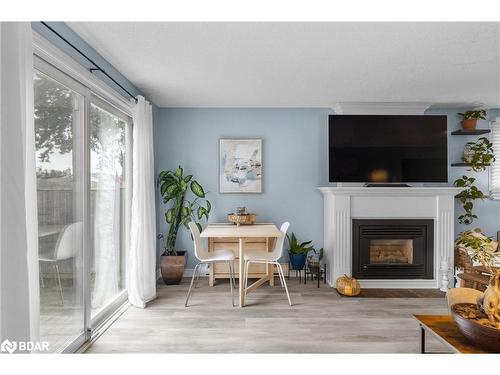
[{"x1": 200, "y1": 223, "x2": 283, "y2": 307}]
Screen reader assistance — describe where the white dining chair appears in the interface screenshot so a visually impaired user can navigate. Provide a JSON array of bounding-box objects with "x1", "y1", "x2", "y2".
[
  {"x1": 243, "y1": 222, "x2": 291, "y2": 306},
  {"x1": 185, "y1": 222, "x2": 236, "y2": 307},
  {"x1": 39, "y1": 222, "x2": 83, "y2": 305}
]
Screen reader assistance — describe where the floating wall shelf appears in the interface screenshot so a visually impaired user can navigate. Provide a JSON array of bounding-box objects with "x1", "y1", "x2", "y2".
[
  {"x1": 451, "y1": 162, "x2": 488, "y2": 167},
  {"x1": 451, "y1": 129, "x2": 491, "y2": 135}
]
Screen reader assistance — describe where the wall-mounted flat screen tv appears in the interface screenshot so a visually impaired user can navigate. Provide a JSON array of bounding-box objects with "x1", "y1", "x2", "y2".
[{"x1": 329, "y1": 115, "x2": 448, "y2": 183}]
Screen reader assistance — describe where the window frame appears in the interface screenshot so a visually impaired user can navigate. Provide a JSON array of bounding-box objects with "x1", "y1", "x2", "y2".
[{"x1": 490, "y1": 117, "x2": 500, "y2": 200}]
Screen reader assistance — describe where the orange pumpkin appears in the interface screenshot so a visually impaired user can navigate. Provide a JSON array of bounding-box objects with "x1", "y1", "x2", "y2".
[{"x1": 336, "y1": 274, "x2": 361, "y2": 296}]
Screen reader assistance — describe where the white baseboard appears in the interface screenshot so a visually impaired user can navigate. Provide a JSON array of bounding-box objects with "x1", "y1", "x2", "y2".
[{"x1": 327, "y1": 279, "x2": 439, "y2": 289}]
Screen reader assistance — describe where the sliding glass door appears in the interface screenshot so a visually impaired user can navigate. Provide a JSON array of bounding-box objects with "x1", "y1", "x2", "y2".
[
  {"x1": 34, "y1": 64, "x2": 86, "y2": 353},
  {"x1": 34, "y1": 56, "x2": 132, "y2": 352},
  {"x1": 90, "y1": 97, "x2": 131, "y2": 323}
]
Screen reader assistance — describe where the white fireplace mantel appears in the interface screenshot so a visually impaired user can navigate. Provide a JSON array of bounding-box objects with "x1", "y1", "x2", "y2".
[{"x1": 318, "y1": 186, "x2": 463, "y2": 289}]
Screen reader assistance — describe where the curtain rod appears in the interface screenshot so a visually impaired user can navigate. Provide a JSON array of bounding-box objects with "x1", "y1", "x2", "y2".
[{"x1": 40, "y1": 22, "x2": 138, "y2": 103}]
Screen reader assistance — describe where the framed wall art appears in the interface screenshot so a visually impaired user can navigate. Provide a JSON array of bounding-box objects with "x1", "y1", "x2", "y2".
[{"x1": 219, "y1": 138, "x2": 262, "y2": 193}]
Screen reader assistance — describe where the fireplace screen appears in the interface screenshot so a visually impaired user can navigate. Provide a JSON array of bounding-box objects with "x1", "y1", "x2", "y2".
[
  {"x1": 369, "y1": 239, "x2": 414, "y2": 264},
  {"x1": 352, "y1": 219, "x2": 434, "y2": 279}
]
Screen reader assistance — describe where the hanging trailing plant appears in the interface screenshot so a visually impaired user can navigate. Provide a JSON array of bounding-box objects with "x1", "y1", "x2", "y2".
[
  {"x1": 454, "y1": 176, "x2": 486, "y2": 225},
  {"x1": 454, "y1": 136, "x2": 495, "y2": 225}
]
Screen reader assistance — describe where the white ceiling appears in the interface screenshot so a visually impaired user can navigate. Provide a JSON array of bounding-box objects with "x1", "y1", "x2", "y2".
[{"x1": 67, "y1": 22, "x2": 500, "y2": 108}]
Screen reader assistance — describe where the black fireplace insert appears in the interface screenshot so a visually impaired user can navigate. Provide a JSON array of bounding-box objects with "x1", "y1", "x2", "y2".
[{"x1": 352, "y1": 219, "x2": 434, "y2": 279}]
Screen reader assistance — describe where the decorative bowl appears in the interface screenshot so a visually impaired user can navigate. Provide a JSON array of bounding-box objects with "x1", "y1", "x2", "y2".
[{"x1": 451, "y1": 303, "x2": 500, "y2": 352}]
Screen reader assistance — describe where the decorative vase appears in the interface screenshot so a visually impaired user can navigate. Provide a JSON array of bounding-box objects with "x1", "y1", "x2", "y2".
[
  {"x1": 160, "y1": 251, "x2": 186, "y2": 285},
  {"x1": 463, "y1": 143, "x2": 475, "y2": 163},
  {"x1": 289, "y1": 252, "x2": 307, "y2": 270},
  {"x1": 462, "y1": 118, "x2": 478, "y2": 131},
  {"x1": 336, "y1": 274, "x2": 361, "y2": 296}
]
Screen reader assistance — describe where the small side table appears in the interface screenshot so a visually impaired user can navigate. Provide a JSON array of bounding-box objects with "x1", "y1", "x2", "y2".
[{"x1": 413, "y1": 315, "x2": 488, "y2": 354}]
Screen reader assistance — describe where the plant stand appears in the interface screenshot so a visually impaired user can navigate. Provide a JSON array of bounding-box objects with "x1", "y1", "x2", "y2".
[
  {"x1": 287, "y1": 262, "x2": 327, "y2": 287},
  {"x1": 287, "y1": 264, "x2": 306, "y2": 283},
  {"x1": 304, "y1": 263, "x2": 327, "y2": 288}
]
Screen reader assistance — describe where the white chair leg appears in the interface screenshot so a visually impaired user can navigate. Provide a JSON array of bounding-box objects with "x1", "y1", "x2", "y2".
[
  {"x1": 277, "y1": 263, "x2": 292, "y2": 306},
  {"x1": 275, "y1": 263, "x2": 285, "y2": 288},
  {"x1": 228, "y1": 261, "x2": 235, "y2": 307},
  {"x1": 194, "y1": 265, "x2": 202, "y2": 288},
  {"x1": 54, "y1": 263, "x2": 64, "y2": 306},
  {"x1": 232, "y1": 261, "x2": 237, "y2": 289},
  {"x1": 275, "y1": 262, "x2": 284, "y2": 288},
  {"x1": 185, "y1": 263, "x2": 200, "y2": 307},
  {"x1": 244, "y1": 260, "x2": 251, "y2": 292}
]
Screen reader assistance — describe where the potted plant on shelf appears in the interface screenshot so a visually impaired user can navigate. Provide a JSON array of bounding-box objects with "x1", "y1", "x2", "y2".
[
  {"x1": 157, "y1": 166, "x2": 211, "y2": 285},
  {"x1": 458, "y1": 109, "x2": 487, "y2": 131},
  {"x1": 287, "y1": 232, "x2": 320, "y2": 271},
  {"x1": 454, "y1": 137, "x2": 494, "y2": 225},
  {"x1": 462, "y1": 137, "x2": 494, "y2": 171}
]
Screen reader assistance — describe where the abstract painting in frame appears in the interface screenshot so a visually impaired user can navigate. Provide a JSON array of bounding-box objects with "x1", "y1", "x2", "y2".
[{"x1": 219, "y1": 138, "x2": 262, "y2": 193}]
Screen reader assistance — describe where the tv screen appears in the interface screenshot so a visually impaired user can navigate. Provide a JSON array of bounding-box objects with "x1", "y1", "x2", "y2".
[{"x1": 329, "y1": 115, "x2": 448, "y2": 183}]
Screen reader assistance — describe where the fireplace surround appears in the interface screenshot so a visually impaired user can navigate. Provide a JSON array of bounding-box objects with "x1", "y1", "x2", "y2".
[
  {"x1": 319, "y1": 186, "x2": 462, "y2": 289},
  {"x1": 352, "y1": 219, "x2": 434, "y2": 279}
]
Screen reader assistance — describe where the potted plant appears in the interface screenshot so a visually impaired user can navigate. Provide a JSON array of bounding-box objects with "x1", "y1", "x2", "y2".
[
  {"x1": 307, "y1": 248, "x2": 324, "y2": 273},
  {"x1": 462, "y1": 137, "x2": 494, "y2": 172},
  {"x1": 287, "y1": 232, "x2": 320, "y2": 270},
  {"x1": 157, "y1": 166, "x2": 211, "y2": 285},
  {"x1": 454, "y1": 137, "x2": 495, "y2": 225},
  {"x1": 458, "y1": 109, "x2": 487, "y2": 131}
]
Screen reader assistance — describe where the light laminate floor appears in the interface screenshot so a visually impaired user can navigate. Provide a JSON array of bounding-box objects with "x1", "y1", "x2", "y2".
[{"x1": 85, "y1": 277, "x2": 451, "y2": 353}]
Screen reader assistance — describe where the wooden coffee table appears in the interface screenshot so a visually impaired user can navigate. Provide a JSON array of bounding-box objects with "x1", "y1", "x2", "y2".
[{"x1": 414, "y1": 315, "x2": 488, "y2": 354}]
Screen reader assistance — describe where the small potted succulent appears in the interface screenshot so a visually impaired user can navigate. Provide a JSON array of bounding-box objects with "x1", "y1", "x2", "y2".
[
  {"x1": 458, "y1": 109, "x2": 487, "y2": 131},
  {"x1": 287, "y1": 232, "x2": 321, "y2": 271}
]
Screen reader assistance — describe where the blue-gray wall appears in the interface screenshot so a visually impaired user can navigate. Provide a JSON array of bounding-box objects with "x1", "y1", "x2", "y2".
[
  {"x1": 155, "y1": 107, "x2": 500, "y2": 268},
  {"x1": 155, "y1": 108, "x2": 332, "y2": 267}
]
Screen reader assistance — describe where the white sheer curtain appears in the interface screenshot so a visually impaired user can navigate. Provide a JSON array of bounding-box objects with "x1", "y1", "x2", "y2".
[
  {"x1": 127, "y1": 96, "x2": 156, "y2": 308},
  {"x1": 92, "y1": 116, "x2": 122, "y2": 308},
  {"x1": 0, "y1": 22, "x2": 40, "y2": 346}
]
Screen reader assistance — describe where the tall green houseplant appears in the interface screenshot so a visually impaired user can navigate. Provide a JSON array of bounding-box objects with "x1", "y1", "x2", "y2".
[{"x1": 158, "y1": 166, "x2": 211, "y2": 255}]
